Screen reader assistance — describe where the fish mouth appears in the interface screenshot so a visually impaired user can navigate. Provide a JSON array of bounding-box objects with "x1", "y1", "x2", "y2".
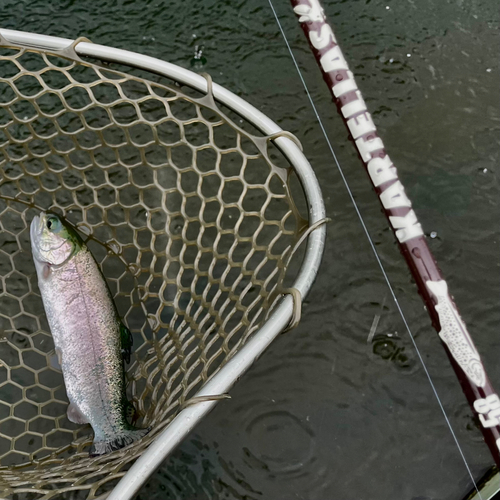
[
  {"x1": 30, "y1": 212, "x2": 46, "y2": 236},
  {"x1": 39, "y1": 212, "x2": 47, "y2": 231},
  {"x1": 30, "y1": 212, "x2": 48, "y2": 260}
]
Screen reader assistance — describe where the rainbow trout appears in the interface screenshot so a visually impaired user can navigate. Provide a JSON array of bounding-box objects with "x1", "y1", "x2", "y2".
[{"x1": 30, "y1": 212, "x2": 148, "y2": 456}]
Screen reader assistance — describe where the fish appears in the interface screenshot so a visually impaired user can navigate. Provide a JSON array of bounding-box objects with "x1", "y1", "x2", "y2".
[{"x1": 30, "y1": 212, "x2": 148, "y2": 456}]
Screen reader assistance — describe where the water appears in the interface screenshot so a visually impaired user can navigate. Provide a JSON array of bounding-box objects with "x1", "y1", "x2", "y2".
[{"x1": 1, "y1": 0, "x2": 499, "y2": 498}]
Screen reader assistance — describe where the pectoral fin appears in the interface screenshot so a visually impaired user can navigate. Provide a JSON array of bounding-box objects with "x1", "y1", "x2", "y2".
[
  {"x1": 125, "y1": 400, "x2": 139, "y2": 425},
  {"x1": 67, "y1": 402, "x2": 88, "y2": 424},
  {"x1": 120, "y1": 323, "x2": 133, "y2": 364}
]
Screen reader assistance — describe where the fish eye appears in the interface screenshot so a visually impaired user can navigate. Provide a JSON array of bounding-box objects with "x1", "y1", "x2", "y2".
[{"x1": 46, "y1": 216, "x2": 60, "y2": 231}]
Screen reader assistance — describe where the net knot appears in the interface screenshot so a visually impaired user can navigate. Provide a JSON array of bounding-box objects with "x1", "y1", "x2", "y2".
[
  {"x1": 266, "y1": 130, "x2": 303, "y2": 151},
  {"x1": 281, "y1": 217, "x2": 330, "y2": 332},
  {"x1": 282, "y1": 287, "x2": 302, "y2": 332},
  {"x1": 58, "y1": 36, "x2": 93, "y2": 60},
  {"x1": 289, "y1": 217, "x2": 331, "y2": 262}
]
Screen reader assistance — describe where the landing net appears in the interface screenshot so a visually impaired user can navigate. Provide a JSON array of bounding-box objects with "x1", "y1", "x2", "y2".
[{"x1": 0, "y1": 35, "x2": 324, "y2": 499}]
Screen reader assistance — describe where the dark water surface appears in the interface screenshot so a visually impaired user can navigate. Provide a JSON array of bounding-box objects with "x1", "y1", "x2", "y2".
[{"x1": 2, "y1": 0, "x2": 499, "y2": 499}]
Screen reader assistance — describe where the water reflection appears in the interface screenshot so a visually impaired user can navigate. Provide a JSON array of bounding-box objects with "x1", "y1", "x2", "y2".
[{"x1": 244, "y1": 409, "x2": 315, "y2": 475}]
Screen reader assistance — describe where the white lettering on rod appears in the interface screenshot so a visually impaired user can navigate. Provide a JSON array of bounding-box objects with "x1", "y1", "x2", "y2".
[
  {"x1": 379, "y1": 181, "x2": 412, "y2": 209},
  {"x1": 347, "y1": 112, "x2": 376, "y2": 140},
  {"x1": 320, "y1": 45, "x2": 348, "y2": 72},
  {"x1": 367, "y1": 155, "x2": 397, "y2": 186},
  {"x1": 310, "y1": 23, "x2": 336, "y2": 49},
  {"x1": 389, "y1": 210, "x2": 424, "y2": 242}
]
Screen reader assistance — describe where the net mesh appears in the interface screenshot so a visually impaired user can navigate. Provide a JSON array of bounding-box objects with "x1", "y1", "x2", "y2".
[{"x1": 0, "y1": 42, "x2": 308, "y2": 498}]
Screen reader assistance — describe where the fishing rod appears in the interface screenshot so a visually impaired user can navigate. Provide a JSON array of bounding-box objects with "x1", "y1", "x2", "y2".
[{"x1": 280, "y1": 0, "x2": 500, "y2": 468}]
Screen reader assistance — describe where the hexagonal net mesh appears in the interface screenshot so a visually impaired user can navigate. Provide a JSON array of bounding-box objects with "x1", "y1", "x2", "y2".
[{"x1": 0, "y1": 41, "x2": 311, "y2": 498}]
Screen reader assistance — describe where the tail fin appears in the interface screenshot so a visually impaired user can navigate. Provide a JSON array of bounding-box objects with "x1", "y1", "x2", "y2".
[{"x1": 89, "y1": 426, "x2": 149, "y2": 457}]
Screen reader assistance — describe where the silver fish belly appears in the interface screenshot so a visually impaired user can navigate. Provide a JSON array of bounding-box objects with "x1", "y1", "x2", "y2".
[{"x1": 31, "y1": 214, "x2": 147, "y2": 456}]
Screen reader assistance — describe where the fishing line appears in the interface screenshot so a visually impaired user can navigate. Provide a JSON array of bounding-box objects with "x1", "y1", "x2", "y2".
[{"x1": 266, "y1": 0, "x2": 481, "y2": 495}]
